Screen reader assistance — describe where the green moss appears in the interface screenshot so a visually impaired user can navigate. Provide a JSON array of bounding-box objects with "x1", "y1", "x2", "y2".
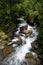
[{"x1": 0, "y1": 30, "x2": 10, "y2": 45}]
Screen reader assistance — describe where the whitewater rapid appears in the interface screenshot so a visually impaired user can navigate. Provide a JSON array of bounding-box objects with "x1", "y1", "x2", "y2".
[{"x1": 2, "y1": 17, "x2": 38, "y2": 65}]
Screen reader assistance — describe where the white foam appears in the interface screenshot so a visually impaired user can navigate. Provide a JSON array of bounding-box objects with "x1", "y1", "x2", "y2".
[
  {"x1": 19, "y1": 23, "x2": 28, "y2": 27},
  {"x1": 12, "y1": 38, "x2": 19, "y2": 42},
  {"x1": 12, "y1": 44, "x2": 17, "y2": 47},
  {"x1": 17, "y1": 18, "x2": 24, "y2": 21}
]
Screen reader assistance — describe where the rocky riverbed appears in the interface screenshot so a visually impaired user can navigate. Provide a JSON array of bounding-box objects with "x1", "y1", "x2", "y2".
[{"x1": 0, "y1": 17, "x2": 41, "y2": 65}]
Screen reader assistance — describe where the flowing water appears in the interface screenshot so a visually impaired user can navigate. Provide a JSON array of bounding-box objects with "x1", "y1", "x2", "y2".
[{"x1": 2, "y1": 16, "x2": 38, "y2": 65}]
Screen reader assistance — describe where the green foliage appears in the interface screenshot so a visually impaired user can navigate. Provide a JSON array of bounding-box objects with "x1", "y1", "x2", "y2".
[
  {"x1": 0, "y1": 30, "x2": 9, "y2": 44},
  {"x1": 0, "y1": 1, "x2": 43, "y2": 64},
  {"x1": 0, "y1": 0, "x2": 43, "y2": 61}
]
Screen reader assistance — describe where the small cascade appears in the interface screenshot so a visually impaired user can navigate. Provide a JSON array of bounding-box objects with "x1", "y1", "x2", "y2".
[{"x1": 2, "y1": 16, "x2": 38, "y2": 65}]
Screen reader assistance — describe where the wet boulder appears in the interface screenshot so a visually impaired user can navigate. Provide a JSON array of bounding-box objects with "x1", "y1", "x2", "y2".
[
  {"x1": 25, "y1": 52, "x2": 40, "y2": 65},
  {"x1": 20, "y1": 25, "x2": 28, "y2": 32},
  {"x1": 14, "y1": 38, "x2": 22, "y2": 45},
  {"x1": 12, "y1": 37, "x2": 23, "y2": 46},
  {"x1": 8, "y1": 37, "x2": 23, "y2": 46},
  {"x1": 23, "y1": 30, "x2": 32, "y2": 34},
  {"x1": 3, "y1": 45, "x2": 13, "y2": 57},
  {"x1": 21, "y1": 60, "x2": 27, "y2": 65},
  {"x1": 21, "y1": 30, "x2": 32, "y2": 37},
  {"x1": 20, "y1": 33, "x2": 25, "y2": 37},
  {"x1": 31, "y1": 42, "x2": 38, "y2": 50},
  {"x1": 0, "y1": 45, "x2": 13, "y2": 61}
]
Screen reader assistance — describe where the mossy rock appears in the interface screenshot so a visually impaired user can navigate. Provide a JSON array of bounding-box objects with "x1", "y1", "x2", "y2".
[{"x1": 0, "y1": 30, "x2": 10, "y2": 45}]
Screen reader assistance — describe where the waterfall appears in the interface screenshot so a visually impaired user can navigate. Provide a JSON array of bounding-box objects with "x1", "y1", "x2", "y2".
[{"x1": 2, "y1": 16, "x2": 38, "y2": 65}]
